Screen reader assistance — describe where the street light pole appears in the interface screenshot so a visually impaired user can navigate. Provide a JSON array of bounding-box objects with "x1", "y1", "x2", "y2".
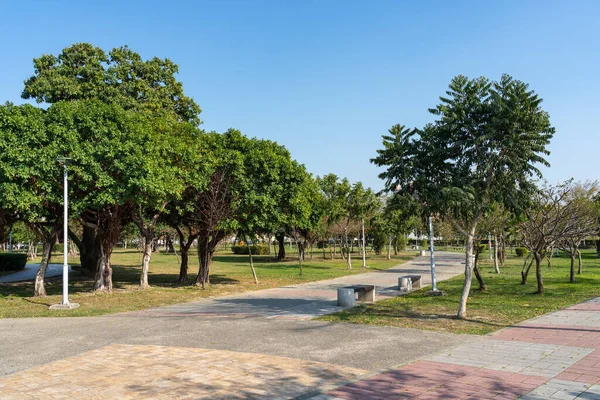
[
  {"x1": 62, "y1": 161, "x2": 69, "y2": 305},
  {"x1": 428, "y1": 216, "x2": 437, "y2": 292},
  {"x1": 50, "y1": 158, "x2": 79, "y2": 310}
]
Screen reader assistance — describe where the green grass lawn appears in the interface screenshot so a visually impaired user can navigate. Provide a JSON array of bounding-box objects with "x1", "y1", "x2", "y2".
[
  {"x1": 319, "y1": 250, "x2": 600, "y2": 335},
  {"x1": 0, "y1": 248, "x2": 414, "y2": 318}
]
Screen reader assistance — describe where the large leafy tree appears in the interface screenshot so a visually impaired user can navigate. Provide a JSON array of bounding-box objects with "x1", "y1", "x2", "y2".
[
  {"x1": 22, "y1": 43, "x2": 200, "y2": 124},
  {"x1": 22, "y1": 43, "x2": 202, "y2": 275},
  {"x1": 372, "y1": 74, "x2": 554, "y2": 318},
  {"x1": 45, "y1": 100, "x2": 195, "y2": 290}
]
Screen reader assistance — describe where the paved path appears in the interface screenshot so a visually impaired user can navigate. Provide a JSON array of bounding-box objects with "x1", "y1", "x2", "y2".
[
  {"x1": 0, "y1": 252, "x2": 473, "y2": 399},
  {"x1": 317, "y1": 297, "x2": 600, "y2": 399},
  {"x1": 0, "y1": 264, "x2": 69, "y2": 283},
  {"x1": 133, "y1": 251, "x2": 465, "y2": 320}
]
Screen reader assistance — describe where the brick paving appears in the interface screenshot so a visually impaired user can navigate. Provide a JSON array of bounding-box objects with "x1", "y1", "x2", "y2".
[
  {"x1": 319, "y1": 296, "x2": 600, "y2": 399},
  {"x1": 0, "y1": 344, "x2": 367, "y2": 399}
]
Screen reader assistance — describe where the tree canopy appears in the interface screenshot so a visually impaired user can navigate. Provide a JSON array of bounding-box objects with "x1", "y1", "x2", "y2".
[{"x1": 373, "y1": 74, "x2": 555, "y2": 318}]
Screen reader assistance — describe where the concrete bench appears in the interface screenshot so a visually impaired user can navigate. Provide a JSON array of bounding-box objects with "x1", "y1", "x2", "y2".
[
  {"x1": 337, "y1": 285, "x2": 376, "y2": 307},
  {"x1": 398, "y1": 275, "x2": 422, "y2": 292}
]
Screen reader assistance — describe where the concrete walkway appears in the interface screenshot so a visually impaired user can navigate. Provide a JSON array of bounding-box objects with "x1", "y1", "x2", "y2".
[
  {"x1": 0, "y1": 264, "x2": 70, "y2": 283},
  {"x1": 133, "y1": 251, "x2": 465, "y2": 320},
  {"x1": 0, "y1": 252, "x2": 473, "y2": 399},
  {"x1": 317, "y1": 297, "x2": 600, "y2": 399}
]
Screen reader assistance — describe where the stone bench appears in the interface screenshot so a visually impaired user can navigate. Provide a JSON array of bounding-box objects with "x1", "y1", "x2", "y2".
[
  {"x1": 398, "y1": 275, "x2": 422, "y2": 292},
  {"x1": 337, "y1": 285, "x2": 376, "y2": 307}
]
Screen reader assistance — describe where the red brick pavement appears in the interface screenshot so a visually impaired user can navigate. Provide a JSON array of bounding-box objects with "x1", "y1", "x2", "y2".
[
  {"x1": 566, "y1": 302, "x2": 600, "y2": 312},
  {"x1": 488, "y1": 324, "x2": 600, "y2": 349},
  {"x1": 326, "y1": 360, "x2": 547, "y2": 399},
  {"x1": 556, "y1": 349, "x2": 600, "y2": 384}
]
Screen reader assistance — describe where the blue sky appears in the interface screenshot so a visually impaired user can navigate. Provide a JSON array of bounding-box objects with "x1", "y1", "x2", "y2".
[{"x1": 1, "y1": 0, "x2": 598, "y2": 190}]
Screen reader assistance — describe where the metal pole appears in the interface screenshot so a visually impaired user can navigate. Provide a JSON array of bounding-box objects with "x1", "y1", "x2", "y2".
[
  {"x1": 8, "y1": 231, "x2": 12, "y2": 253},
  {"x1": 361, "y1": 218, "x2": 367, "y2": 267},
  {"x1": 62, "y1": 164, "x2": 69, "y2": 305},
  {"x1": 428, "y1": 216, "x2": 437, "y2": 292}
]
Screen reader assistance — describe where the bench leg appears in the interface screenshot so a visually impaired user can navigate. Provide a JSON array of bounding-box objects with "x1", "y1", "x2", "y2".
[{"x1": 358, "y1": 289, "x2": 376, "y2": 302}]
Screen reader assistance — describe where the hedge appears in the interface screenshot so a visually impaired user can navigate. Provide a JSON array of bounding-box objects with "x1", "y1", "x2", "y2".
[
  {"x1": 231, "y1": 245, "x2": 270, "y2": 255},
  {"x1": 0, "y1": 253, "x2": 27, "y2": 272},
  {"x1": 515, "y1": 247, "x2": 528, "y2": 257}
]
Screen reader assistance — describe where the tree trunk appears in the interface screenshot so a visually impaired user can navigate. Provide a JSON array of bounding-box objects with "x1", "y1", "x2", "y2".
[
  {"x1": 457, "y1": 222, "x2": 478, "y2": 319},
  {"x1": 345, "y1": 228, "x2": 351, "y2": 269},
  {"x1": 76, "y1": 225, "x2": 102, "y2": 276},
  {"x1": 247, "y1": 242, "x2": 259, "y2": 284},
  {"x1": 521, "y1": 255, "x2": 534, "y2": 284},
  {"x1": 333, "y1": 237, "x2": 337, "y2": 259},
  {"x1": 34, "y1": 238, "x2": 56, "y2": 297},
  {"x1": 179, "y1": 247, "x2": 189, "y2": 283},
  {"x1": 323, "y1": 238, "x2": 327, "y2": 259},
  {"x1": 93, "y1": 241, "x2": 113, "y2": 291},
  {"x1": 387, "y1": 236, "x2": 392, "y2": 260},
  {"x1": 267, "y1": 236, "x2": 272, "y2": 256},
  {"x1": 534, "y1": 252, "x2": 544, "y2": 294},
  {"x1": 569, "y1": 254, "x2": 575, "y2": 283},
  {"x1": 166, "y1": 234, "x2": 175, "y2": 253},
  {"x1": 27, "y1": 240, "x2": 37, "y2": 260},
  {"x1": 499, "y1": 233, "x2": 506, "y2": 266},
  {"x1": 298, "y1": 241, "x2": 303, "y2": 276},
  {"x1": 196, "y1": 237, "x2": 211, "y2": 289},
  {"x1": 473, "y1": 250, "x2": 487, "y2": 290},
  {"x1": 275, "y1": 232, "x2": 286, "y2": 260},
  {"x1": 577, "y1": 249, "x2": 582, "y2": 274},
  {"x1": 493, "y1": 235, "x2": 499, "y2": 274},
  {"x1": 140, "y1": 232, "x2": 153, "y2": 288}
]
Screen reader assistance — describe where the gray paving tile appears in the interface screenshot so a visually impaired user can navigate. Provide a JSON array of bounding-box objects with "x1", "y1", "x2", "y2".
[
  {"x1": 520, "y1": 379, "x2": 590, "y2": 400},
  {"x1": 524, "y1": 310, "x2": 600, "y2": 328},
  {"x1": 427, "y1": 340, "x2": 594, "y2": 377}
]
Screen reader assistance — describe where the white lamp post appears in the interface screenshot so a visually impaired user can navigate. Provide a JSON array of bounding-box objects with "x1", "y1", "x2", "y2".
[{"x1": 50, "y1": 157, "x2": 79, "y2": 310}]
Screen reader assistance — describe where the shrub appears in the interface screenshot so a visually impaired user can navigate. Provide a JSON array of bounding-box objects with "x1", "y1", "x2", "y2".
[
  {"x1": 396, "y1": 235, "x2": 408, "y2": 251},
  {"x1": 0, "y1": 253, "x2": 27, "y2": 272},
  {"x1": 420, "y1": 239, "x2": 428, "y2": 248},
  {"x1": 316, "y1": 241, "x2": 329, "y2": 249},
  {"x1": 371, "y1": 231, "x2": 387, "y2": 255},
  {"x1": 477, "y1": 244, "x2": 489, "y2": 254},
  {"x1": 515, "y1": 247, "x2": 528, "y2": 257},
  {"x1": 231, "y1": 245, "x2": 270, "y2": 255}
]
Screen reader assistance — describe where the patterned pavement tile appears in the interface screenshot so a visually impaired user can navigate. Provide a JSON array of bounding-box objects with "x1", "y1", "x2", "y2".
[
  {"x1": 489, "y1": 324, "x2": 600, "y2": 349},
  {"x1": 523, "y1": 310, "x2": 600, "y2": 328},
  {"x1": 555, "y1": 349, "x2": 600, "y2": 384},
  {"x1": 425, "y1": 339, "x2": 594, "y2": 378},
  {"x1": 0, "y1": 344, "x2": 367, "y2": 399},
  {"x1": 519, "y1": 379, "x2": 591, "y2": 399},
  {"x1": 325, "y1": 360, "x2": 546, "y2": 399}
]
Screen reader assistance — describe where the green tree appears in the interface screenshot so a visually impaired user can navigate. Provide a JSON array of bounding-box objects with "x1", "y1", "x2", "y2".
[
  {"x1": 0, "y1": 103, "x2": 62, "y2": 296},
  {"x1": 317, "y1": 174, "x2": 351, "y2": 260},
  {"x1": 348, "y1": 183, "x2": 380, "y2": 268},
  {"x1": 22, "y1": 43, "x2": 201, "y2": 276},
  {"x1": 372, "y1": 74, "x2": 554, "y2": 318},
  {"x1": 45, "y1": 100, "x2": 194, "y2": 290}
]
